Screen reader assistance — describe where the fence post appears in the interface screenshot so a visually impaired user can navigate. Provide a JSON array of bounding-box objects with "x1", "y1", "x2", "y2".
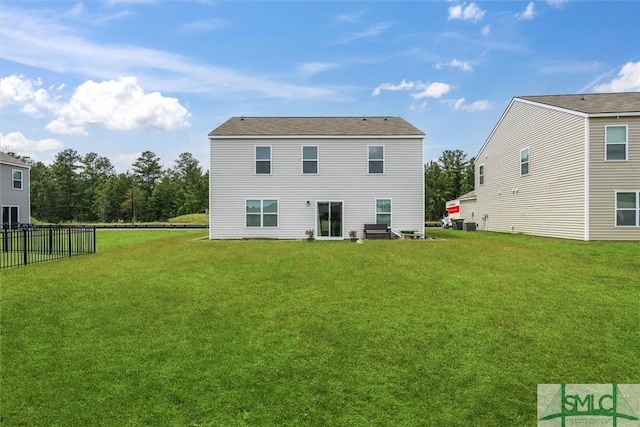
[
  {"x1": 23, "y1": 229, "x2": 28, "y2": 266},
  {"x1": 49, "y1": 226, "x2": 53, "y2": 255},
  {"x1": 68, "y1": 227, "x2": 72, "y2": 257},
  {"x1": 92, "y1": 227, "x2": 96, "y2": 253}
]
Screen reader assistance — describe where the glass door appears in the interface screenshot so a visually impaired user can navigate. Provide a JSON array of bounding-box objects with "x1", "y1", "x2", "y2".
[{"x1": 317, "y1": 202, "x2": 343, "y2": 238}]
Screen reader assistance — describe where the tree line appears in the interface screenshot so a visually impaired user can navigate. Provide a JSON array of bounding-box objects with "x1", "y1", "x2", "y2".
[
  {"x1": 15, "y1": 149, "x2": 208, "y2": 224},
  {"x1": 424, "y1": 149, "x2": 475, "y2": 220},
  {"x1": 7, "y1": 147, "x2": 472, "y2": 224}
]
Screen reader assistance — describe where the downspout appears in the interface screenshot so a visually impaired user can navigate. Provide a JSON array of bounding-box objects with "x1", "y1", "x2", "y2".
[{"x1": 584, "y1": 117, "x2": 590, "y2": 241}]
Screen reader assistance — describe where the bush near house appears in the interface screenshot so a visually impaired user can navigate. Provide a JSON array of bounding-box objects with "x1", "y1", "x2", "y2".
[{"x1": 1, "y1": 230, "x2": 638, "y2": 426}]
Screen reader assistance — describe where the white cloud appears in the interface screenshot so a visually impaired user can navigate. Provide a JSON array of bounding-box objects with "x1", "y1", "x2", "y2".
[
  {"x1": 335, "y1": 22, "x2": 391, "y2": 44},
  {"x1": 372, "y1": 80, "x2": 451, "y2": 99},
  {"x1": 412, "y1": 82, "x2": 451, "y2": 99},
  {"x1": 436, "y1": 59, "x2": 473, "y2": 72},
  {"x1": 45, "y1": 120, "x2": 88, "y2": 136},
  {"x1": 335, "y1": 11, "x2": 365, "y2": 23},
  {"x1": 299, "y1": 62, "x2": 340, "y2": 76},
  {"x1": 515, "y1": 2, "x2": 536, "y2": 20},
  {"x1": 593, "y1": 62, "x2": 640, "y2": 93},
  {"x1": 180, "y1": 18, "x2": 229, "y2": 33},
  {"x1": 547, "y1": 0, "x2": 568, "y2": 7},
  {"x1": 449, "y1": 98, "x2": 491, "y2": 111},
  {"x1": 0, "y1": 75, "x2": 56, "y2": 115},
  {"x1": 480, "y1": 25, "x2": 491, "y2": 36},
  {"x1": 47, "y1": 76, "x2": 191, "y2": 135},
  {"x1": 372, "y1": 79, "x2": 416, "y2": 96},
  {"x1": 0, "y1": 132, "x2": 63, "y2": 156},
  {"x1": 0, "y1": 7, "x2": 341, "y2": 102},
  {"x1": 448, "y1": 2, "x2": 486, "y2": 23}
]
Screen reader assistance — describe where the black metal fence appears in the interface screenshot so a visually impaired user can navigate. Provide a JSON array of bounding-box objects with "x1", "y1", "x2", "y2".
[{"x1": 1, "y1": 226, "x2": 96, "y2": 269}]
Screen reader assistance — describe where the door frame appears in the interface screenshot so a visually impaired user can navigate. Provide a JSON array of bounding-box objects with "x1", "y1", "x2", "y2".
[{"x1": 315, "y1": 200, "x2": 344, "y2": 240}]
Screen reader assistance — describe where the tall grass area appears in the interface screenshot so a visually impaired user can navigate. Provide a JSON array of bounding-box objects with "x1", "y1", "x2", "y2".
[{"x1": 1, "y1": 230, "x2": 638, "y2": 426}]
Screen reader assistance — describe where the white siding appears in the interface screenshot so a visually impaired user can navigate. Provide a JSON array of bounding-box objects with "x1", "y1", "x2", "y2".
[
  {"x1": 588, "y1": 116, "x2": 640, "y2": 240},
  {"x1": 210, "y1": 137, "x2": 424, "y2": 239},
  {"x1": 459, "y1": 198, "x2": 477, "y2": 223},
  {"x1": 474, "y1": 100, "x2": 586, "y2": 239}
]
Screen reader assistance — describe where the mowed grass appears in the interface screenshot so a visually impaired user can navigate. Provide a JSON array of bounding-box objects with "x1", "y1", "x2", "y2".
[{"x1": 1, "y1": 230, "x2": 639, "y2": 426}]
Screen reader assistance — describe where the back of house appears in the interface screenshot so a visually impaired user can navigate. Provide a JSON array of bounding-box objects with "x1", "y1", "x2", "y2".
[
  {"x1": 208, "y1": 117, "x2": 425, "y2": 239},
  {"x1": 0, "y1": 152, "x2": 31, "y2": 229}
]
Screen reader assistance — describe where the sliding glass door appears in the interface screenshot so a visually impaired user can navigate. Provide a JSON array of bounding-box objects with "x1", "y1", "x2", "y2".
[{"x1": 317, "y1": 201, "x2": 343, "y2": 238}]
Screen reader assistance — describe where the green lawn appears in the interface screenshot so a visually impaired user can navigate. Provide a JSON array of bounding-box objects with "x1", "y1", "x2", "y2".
[{"x1": 1, "y1": 230, "x2": 639, "y2": 426}]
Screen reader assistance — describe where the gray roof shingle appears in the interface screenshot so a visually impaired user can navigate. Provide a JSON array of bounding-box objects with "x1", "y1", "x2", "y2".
[
  {"x1": 209, "y1": 116, "x2": 424, "y2": 137},
  {"x1": 518, "y1": 92, "x2": 640, "y2": 114},
  {"x1": 0, "y1": 152, "x2": 29, "y2": 167}
]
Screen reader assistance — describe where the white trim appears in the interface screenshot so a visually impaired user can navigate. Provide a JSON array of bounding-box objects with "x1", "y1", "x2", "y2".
[
  {"x1": 584, "y1": 117, "x2": 590, "y2": 241},
  {"x1": 614, "y1": 190, "x2": 640, "y2": 227},
  {"x1": 254, "y1": 145, "x2": 272, "y2": 175},
  {"x1": 1, "y1": 205, "x2": 20, "y2": 227},
  {"x1": 211, "y1": 135, "x2": 423, "y2": 140},
  {"x1": 301, "y1": 145, "x2": 319, "y2": 175},
  {"x1": 11, "y1": 169, "x2": 24, "y2": 190},
  {"x1": 315, "y1": 200, "x2": 344, "y2": 240},
  {"x1": 375, "y1": 197, "x2": 392, "y2": 227},
  {"x1": 245, "y1": 198, "x2": 279, "y2": 228},
  {"x1": 368, "y1": 144, "x2": 385, "y2": 175},
  {"x1": 515, "y1": 98, "x2": 590, "y2": 118},
  {"x1": 604, "y1": 124, "x2": 628, "y2": 162},
  {"x1": 478, "y1": 163, "x2": 485, "y2": 186},
  {"x1": 520, "y1": 147, "x2": 530, "y2": 177}
]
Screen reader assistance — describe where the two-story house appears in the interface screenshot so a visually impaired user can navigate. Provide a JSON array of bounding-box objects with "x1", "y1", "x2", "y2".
[
  {"x1": 0, "y1": 152, "x2": 31, "y2": 229},
  {"x1": 208, "y1": 117, "x2": 425, "y2": 239},
  {"x1": 461, "y1": 92, "x2": 640, "y2": 241}
]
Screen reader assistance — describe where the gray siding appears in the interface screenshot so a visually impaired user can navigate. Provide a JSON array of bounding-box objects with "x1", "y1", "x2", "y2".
[
  {"x1": 475, "y1": 100, "x2": 586, "y2": 239},
  {"x1": 0, "y1": 163, "x2": 31, "y2": 224},
  {"x1": 210, "y1": 138, "x2": 424, "y2": 239},
  {"x1": 588, "y1": 116, "x2": 640, "y2": 240}
]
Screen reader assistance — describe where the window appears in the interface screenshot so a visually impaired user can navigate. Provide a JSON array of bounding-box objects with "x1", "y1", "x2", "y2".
[
  {"x1": 478, "y1": 164, "x2": 485, "y2": 186},
  {"x1": 368, "y1": 146, "x2": 384, "y2": 174},
  {"x1": 255, "y1": 146, "x2": 271, "y2": 174},
  {"x1": 606, "y1": 125, "x2": 627, "y2": 161},
  {"x1": 12, "y1": 170, "x2": 23, "y2": 190},
  {"x1": 376, "y1": 199, "x2": 391, "y2": 226},
  {"x1": 520, "y1": 148, "x2": 530, "y2": 176},
  {"x1": 246, "y1": 199, "x2": 278, "y2": 227},
  {"x1": 302, "y1": 146, "x2": 318, "y2": 174},
  {"x1": 615, "y1": 191, "x2": 639, "y2": 227}
]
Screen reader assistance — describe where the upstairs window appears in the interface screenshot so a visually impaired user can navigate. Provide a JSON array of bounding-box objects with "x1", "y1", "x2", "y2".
[
  {"x1": 246, "y1": 199, "x2": 278, "y2": 227},
  {"x1": 255, "y1": 146, "x2": 271, "y2": 174},
  {"x1": 302, "y1": 146, "x2": 318, "y2": 174},
  {"x1": 615, "y1": 191, "x2": 639, "y2": 227},
  {"x1": 478, "y1": 164, "x2": 485, "y2": 186},
  {"x1": 605, "y1": 125, "x2": 627, "y2": 161},
  {"x1": 12, "y1": 170, "x2": 23, "y2": 190},
  {"x1": 520, "y1": 148, "x2": 530, "y2": 176},
  {"x1": 368, "y1": 146, "x2": 384, "y2": 174},
  {"x1": 376, "y1": 199, "x2": 391, "y2": 225}
]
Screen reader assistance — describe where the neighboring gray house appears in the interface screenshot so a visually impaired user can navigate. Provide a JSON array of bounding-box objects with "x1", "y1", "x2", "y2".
[
  {"x1": 208, "y1": 117, "x2": 425, "y2": 239},
  {"x1": 0, "y1": 152, "x2": 31, "y2": 229},
  {"x1": 468, "y1": 92, "x2": 640, "y2": 241}
]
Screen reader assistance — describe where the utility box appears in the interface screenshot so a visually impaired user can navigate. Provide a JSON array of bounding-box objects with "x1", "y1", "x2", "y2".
[{"x1": 463, "y1": 222, "x2": 476, "y2": 231}]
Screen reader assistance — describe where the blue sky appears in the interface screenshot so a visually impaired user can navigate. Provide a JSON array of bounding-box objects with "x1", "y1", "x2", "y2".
[{"x1": 1, "y1": 0, "x2": 639, "y2": 172}]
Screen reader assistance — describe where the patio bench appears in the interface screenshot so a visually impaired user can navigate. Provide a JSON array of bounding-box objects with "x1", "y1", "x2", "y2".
[{"x1": 364, "y1": 223, "x2": 391, "y2": 239}]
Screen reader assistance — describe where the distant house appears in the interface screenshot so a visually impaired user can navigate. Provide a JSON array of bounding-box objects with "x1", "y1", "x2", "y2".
[
  {"x1": 466, "y1": 92, "x2": 640, "y2": 241},
  {"x1": 0, "y1": 152, "x2": 31, "y2": 229},
  {"x1": 208, "y1": 117, "x2": 425, "y2": 239}
]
